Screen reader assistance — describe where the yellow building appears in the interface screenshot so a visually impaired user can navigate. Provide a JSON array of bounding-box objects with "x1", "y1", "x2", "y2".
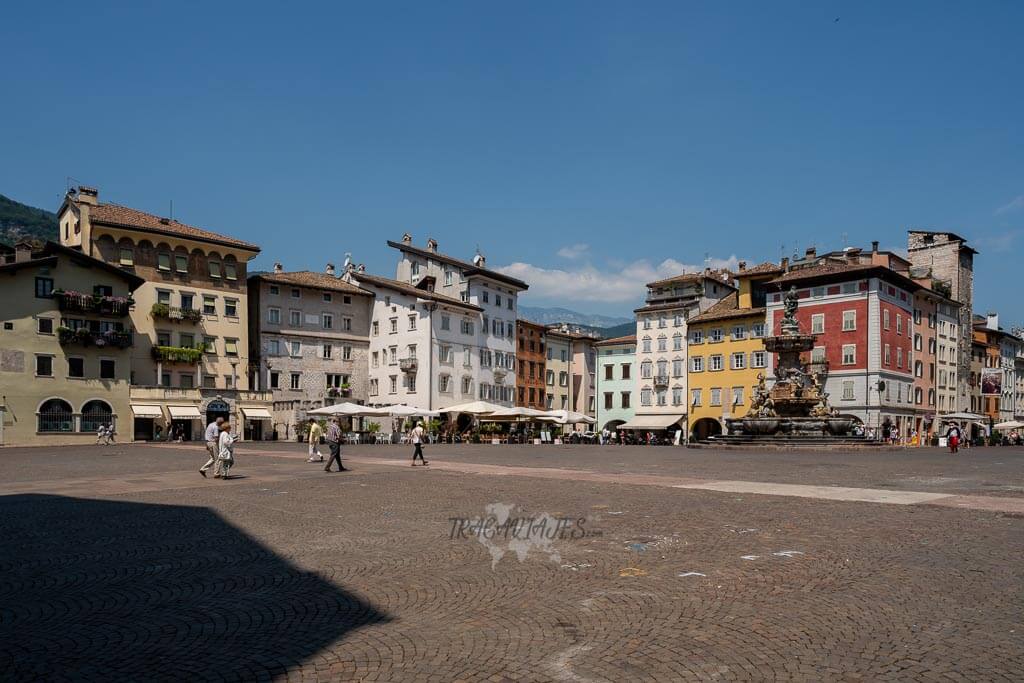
[
  {"x1": 0, "y1": 241, "x2": 144, "y2": 446},
  {"x1": 686, "y1": 262, "x2": 781, "y2": 440},
  {"x1": 57, "y1": 186, "x2": 272, "y2": 441}
]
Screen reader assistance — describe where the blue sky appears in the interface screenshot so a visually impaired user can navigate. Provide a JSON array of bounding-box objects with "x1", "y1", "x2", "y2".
[{"x1": 2, "y1": 1, "x2": 1022, "y2": 322}]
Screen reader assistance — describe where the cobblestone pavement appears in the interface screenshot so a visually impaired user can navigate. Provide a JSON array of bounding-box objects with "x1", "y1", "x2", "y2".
[{"x1": 1, "y1": 443, "x2": 1022, "y2": 681}]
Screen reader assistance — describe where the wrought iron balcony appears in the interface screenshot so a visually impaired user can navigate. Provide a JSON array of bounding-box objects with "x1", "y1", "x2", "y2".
[
  {"x1": 399, "y1": 357, "x2": 418, "y2": 373},
  {"x1": 151, "y1": 303, "x2": 203, "y2": 323},
  {"x1": 57, "y1": 327, "x2": 134, "y2": 349},
  {"x1": 151, "y1": 345, "x2": 204, "y2": 364},
  {"x1": 53, "y1": 290, "x2": 133, "y2": 317},
  {"x1": 653, "y1": 374, "x2": 670, "y2": 387}
]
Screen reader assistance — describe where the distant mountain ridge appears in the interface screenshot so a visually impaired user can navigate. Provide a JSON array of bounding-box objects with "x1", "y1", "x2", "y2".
[
  {"x1": 518, "y1": 306, "x2": 631, "y2": 329},
  {"x1": 0, "y1": 194, "x2": 59, "y2": 245}
]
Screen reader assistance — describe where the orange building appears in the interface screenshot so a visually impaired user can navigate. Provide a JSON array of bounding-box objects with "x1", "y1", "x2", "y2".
[{"x1": 516, "y1": 320, "x2": 547, "y2": 410}]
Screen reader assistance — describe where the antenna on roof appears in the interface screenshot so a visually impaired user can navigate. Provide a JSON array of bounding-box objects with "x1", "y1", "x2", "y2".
[
  {"x1": 841, "y1": 232, "x2": 848, "y2": 248},
  {"x1": 169, "y1": 200, "x2": 173, "y2": 221}
]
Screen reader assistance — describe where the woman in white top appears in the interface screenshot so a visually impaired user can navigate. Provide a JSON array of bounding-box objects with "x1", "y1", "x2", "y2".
[{"x1": 218, "y1": 422, "x2": 238, "y2": 479}]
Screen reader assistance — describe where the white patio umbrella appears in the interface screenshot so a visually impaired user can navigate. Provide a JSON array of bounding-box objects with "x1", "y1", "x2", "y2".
[
  {"x1": 539, "y1": 409, "x2": 596, "y2": 425},
  {"x1": 939, "y1": 412, "x2": 987, "y2": 422},
  {"x1": 993, "y1": 420, "x2": 1024, "y2": 431},
  {"x1": 487, "y1": 406, "x2": 549, "y2": 419},
  {"x1": 306, "y1": 402, "x2": 390, "y2": 417},
  {"x1": 437, "y1": 401, "x2": 504, "y2": 415},
  {"x1": 386, "y1": 404, "x2": 441, "y2": 418}
]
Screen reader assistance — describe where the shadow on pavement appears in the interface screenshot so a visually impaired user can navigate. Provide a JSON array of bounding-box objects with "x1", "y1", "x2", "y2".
[{"x1": 0, "y1": 494, "x2": 389, "y2": 680}]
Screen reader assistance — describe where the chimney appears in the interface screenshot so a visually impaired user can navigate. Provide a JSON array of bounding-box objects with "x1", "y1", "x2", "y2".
[
  {"x1": 325, "y1": 263, "x2": 335, "y2": 276},
  {"x1": 738, "y1": 260, "x2": 747, "y2": 271},
  {"x1": 76, "y1": 186, "x2": 98, "y2": 206},
  {"x1": 357, "y1": 264, "x2": 366, "y2": 273},
  {"x1": 14, "y1": 241, "x2": 33, "y2": 263},
  {"x1": 871, "y1": 240, "x2": 879, "y2": 253},
  {"x1": 845, "y1": 247, "x2": 862, "y2": 263},
  {"x1": 401, "y1": 232, "x2": 413, "y2": 244},
  {"x1": 781, "y1": 256, "x2": 789, "y2": 271},
  {"x1": 987, "y1": 312, "x2": 999, "y2": 330},
  {"x1": 426, "y1": 238, "x2": 438, "y2": 253},
  {"x1": 273, "y1": 262, "x2": 283, "y2": 274},
  {"x1": 805, "y1": 246, "x2": 817, "y2": 259}
]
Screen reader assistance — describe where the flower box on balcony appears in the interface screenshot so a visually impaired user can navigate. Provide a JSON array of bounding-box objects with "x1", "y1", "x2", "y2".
[
  {"x1": 151, "y1": 345, "x2": 204, "y2": 364},
  {"x1": 53, "y1": 290, "x2": 133, "y2": 317},
  {"x1": 151, "y1": 303, "x2": 203, "y2": 323},
  {"x1": 57, "y1": 326, "x2": 134, "y2": 349}
]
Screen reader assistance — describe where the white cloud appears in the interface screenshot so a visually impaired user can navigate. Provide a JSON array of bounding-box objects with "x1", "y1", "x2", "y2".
[
  {"x1": 995, "y1": 195, "x2": 1024, "y2": 216},
  {"x1": 496, "y1": 255, "x2": 739, "y2": 305},
  {"x1": 976, "y1": 230, "x2": 1020, "y2": 251},
  {"x1": 556, "y1": 243, "x2": 590, "y2": 260}
]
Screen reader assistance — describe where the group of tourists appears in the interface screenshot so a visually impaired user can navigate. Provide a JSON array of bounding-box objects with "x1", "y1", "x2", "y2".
[
  {"x1": 95, "y1": 424, "x2": 116, "y2": 445},
  {"x1": 307, "y1": 417, "x2": 428, "y2": 468},
  {"x1": 198, "y1": 417, "x2": 238, "y2": 479}
]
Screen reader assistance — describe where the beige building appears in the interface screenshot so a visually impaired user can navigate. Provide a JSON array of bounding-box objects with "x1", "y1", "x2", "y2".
[
  {"x1": 248, "y1": 264, "x2": 374, "y2": 440},
  {"x1": 545, "y1": 325, "x2": 600, "y2": 423},
  {"x1": 57, "y1": 186, "x2": 272, "y2": 440},
  {"x1": 0, "y1": 241, "x2": 143, "y2": 446}
]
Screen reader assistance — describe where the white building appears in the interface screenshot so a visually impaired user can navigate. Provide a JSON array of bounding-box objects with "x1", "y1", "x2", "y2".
[
  {"x1": 625, "y1": 269, "x2": 734, "y2": 433},
  {"x1": 346, "y1": 234, "x2": 528, "y2": 415}
]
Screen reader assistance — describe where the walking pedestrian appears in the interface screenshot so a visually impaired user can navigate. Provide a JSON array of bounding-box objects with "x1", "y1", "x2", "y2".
[
  {"x1": 324, "y1": 417, "x2": 348, "y2": 472},
  {"x1": 307, "y1": 418, "x2": 324, "y2": 462},
  {"x1": 946, "y1": 424, "x2": 961, "y2": 454},
  {"x1": 200, "y1": 417, "x2": 225, "y2": 478},
  {"x1": 218, "y1": 421, "x2": 237, "y2": 479},
  {"x1": 410, "y1": 421, "x2": 428, "y2": 466},
  {"x1": 96, "y1": 424, "x2": 108, "y2": 445},
  {"x1": 105, "y1": 424, "x2": 116, "y2": 444}
]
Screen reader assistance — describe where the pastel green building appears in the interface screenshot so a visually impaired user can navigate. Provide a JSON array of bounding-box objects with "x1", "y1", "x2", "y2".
[{"x1": 594, "y1": 335, "x2": 636, "y2": 432}]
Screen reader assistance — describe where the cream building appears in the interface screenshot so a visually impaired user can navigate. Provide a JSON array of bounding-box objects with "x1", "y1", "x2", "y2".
[
  {"x1": 248, "y1": 264, "x2": 374, "y2": 440},
  {"x1": 0, "y1": 241, "x2": 143, "y2": 446},
  {"x1": 628, "y1": 269, "x2": 734, "y2": 434},
  {"x1": 57, "y1": 186, "x2": 272, "y2": 440}
]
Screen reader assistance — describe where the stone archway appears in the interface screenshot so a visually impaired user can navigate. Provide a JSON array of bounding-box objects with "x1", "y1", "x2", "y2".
[{"x1": 692, "y1": 417, "x2": 722, "y2": 441}]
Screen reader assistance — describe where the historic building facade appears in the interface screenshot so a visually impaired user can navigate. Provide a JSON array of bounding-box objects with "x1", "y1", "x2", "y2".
[
  {"x1": 685, "y1": 261, "x2": 779, "y2": 440},
  {"x1": 248, "y1": 264, "x2": 373, "y2": 440},
  {"x1": 594, "y1": 335, "x2": 636, "y2": 432},
  {"x1": 0, "y1": 242, "x2": 143, "y2": 446},
  {"x1": 627, "y1": 269, "x2": 734, "y2": 433},
  {"x1": 766, "y1": 259, "x2": 918, "y2": 435},
  {"x1": 57, "y1": 186, "x2": 272, "y2": 440},
  {"x1": 907, "y1": 230, "x2": 975, "y2": 414},
  {"x1": 515, "y1": 319, "x2": 547, "y2": 410}
]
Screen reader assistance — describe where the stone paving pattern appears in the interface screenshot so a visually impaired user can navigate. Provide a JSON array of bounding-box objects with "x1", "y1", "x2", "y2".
[{"x1": 1, "y1": 443, "x2": 1022, "y2": 681}]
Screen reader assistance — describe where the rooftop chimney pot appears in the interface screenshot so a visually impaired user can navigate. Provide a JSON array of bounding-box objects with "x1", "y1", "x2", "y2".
[
  {"x1": 325, "y1": 263, "x2": 335, "y2": 276},
  {"x1": 871, "y1": 240, "x2": 879, "y2": 253},
  {"x1": 987, "y1": 312, "x2": 999, "y2": 330},
  {"x1": 273, "y1": 262, "x2": 283, "y2": 274}
]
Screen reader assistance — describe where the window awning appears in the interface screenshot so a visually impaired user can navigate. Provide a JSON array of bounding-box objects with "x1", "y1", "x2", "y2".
[
  {"x1": 167, "y1": 405, "x2": 203, "y2": 419},
  {"x1": 618, "y1": 414, "x2": 685, "y2": 430},
  {"x1": 130, "y1": 404, "x2": 163, "y2": 418},
  {"x1": 241, "y1": 407, "x2": 272, "y2": 420}
]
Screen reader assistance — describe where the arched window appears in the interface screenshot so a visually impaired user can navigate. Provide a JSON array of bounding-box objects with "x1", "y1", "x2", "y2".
[
  {"x1": 38, "y1": 399, "x2": 73, "y2": 433},
  {"x1": 657, "y1": 335, "x2": 667, "y2": 352},
  {"x1": 81, "y1": 400, "x2": 113, "y2": 432}
]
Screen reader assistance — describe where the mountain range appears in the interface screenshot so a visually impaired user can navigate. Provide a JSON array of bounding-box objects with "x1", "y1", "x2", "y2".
[
  {"x1": 0, "y1": 194, "x2": 59, "y2": 245},
  {"x1": 518, "y1": 306, "x2": 632, "y2": 329}
]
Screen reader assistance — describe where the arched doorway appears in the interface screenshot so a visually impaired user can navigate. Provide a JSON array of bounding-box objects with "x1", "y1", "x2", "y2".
[
  {"x1": 692, "y1": 417, "x2": 722, "y2": 441},
  {"x1": 206, "y1": 399, "x2": 231, "y2": 426}
]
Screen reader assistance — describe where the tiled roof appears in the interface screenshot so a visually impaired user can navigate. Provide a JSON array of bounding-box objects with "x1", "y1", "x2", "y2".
[
  {"x1": 633, "y1": 301, "x2": 696, "y2": 314},
  {"x1": 734, "y1": 261, "x2": 784, "y2": 277},
  {"x1": 252, "y1": 271, "x2": 373, "y2": 296},
  {"x1": 352, "y1": 272, "x2": 483, "y2": 312},
  {"x1": 595, "y1": 334, "x2": 636, "y2": 346},
  {"x1": 89, "y1": 203, "x2": 260, "y2": 252},
  {"x1": 386, "y1": 240, "x2": 528, "y2": 290},
  {"x1": 646, "y1": 272, "x2": 703, "y2": 288},
  {"x1": 768, "y1": 262, "x2": 922, "y2": 292},
  {"x1": 689, "y1": 292, "x2": 765, "y2": 323}
]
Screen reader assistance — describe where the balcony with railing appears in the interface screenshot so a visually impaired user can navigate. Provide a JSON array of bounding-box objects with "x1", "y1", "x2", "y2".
[
  {"x1": 399, "y1": 357, "x2": 418, "y2": 373},
  {"x1": 653, "y1": 374, "x2": 670, "y2": 387},
  {"x1": 151, "y1": 303, "x2": 203, "y2": 323},
  {"x1": 151, "y1": 345, "x2": 204, "y2": 364},
  {"x1": 57, "y1": 327, "x2": 134, "y2": 349},
  {"x1": 54, "y1": 290, "x2": 133, "y2": 317}
]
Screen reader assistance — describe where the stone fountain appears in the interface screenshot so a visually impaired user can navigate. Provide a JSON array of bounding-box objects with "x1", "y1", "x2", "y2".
[{"x1": 724, "y1": 286, "x2": 855, "y2": 438}]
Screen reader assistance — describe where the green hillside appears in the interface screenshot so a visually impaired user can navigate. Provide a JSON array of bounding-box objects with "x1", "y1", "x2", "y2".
[{"x1": 0, "y1": 194, "x2": 59, "y2": 245}]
